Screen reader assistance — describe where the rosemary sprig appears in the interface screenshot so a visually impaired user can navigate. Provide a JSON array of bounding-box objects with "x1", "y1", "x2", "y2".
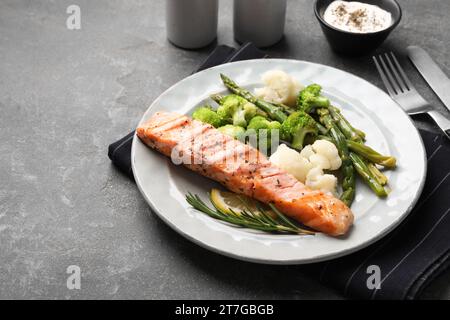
[{"x1": 186, "y1": 193, "x2": 315, "y2": 235}]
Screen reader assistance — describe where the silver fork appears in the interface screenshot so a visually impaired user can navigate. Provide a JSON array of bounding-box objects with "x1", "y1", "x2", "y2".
[{"x1": 373, "y1": 52, "x2": 450, "y2": 139}]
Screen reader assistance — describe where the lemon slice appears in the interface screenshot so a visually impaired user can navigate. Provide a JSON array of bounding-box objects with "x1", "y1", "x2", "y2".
[
  {"x1": 210, "y1": 188, "x2": 276, "y2": 218},
  {"x1": 210, "y1": 188, "x2": 252, "y2": 215}
]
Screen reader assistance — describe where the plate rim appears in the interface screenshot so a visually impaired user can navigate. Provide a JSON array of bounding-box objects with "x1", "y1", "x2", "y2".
[{"x1": 131, "y1": 58, "x2": 427, "y2": 265}]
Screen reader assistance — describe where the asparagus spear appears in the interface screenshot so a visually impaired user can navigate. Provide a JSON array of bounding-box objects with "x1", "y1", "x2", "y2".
[
  {"x1": 299, "y1": 84, "x2": 391, "y2": 198},
  {"x1": 317, "y1": 108, "x2": 355, "y2": 206},
  {"x1": 318, "y1": 107, "x2": 392, "y2": 200},
  {"x1": 329, "y1": 106, "x2": 366, "y2": 141},
  {"x1": 316, "y1": 122, "x2": 329, "y2": 135},
  {"x1": 349, "y1": 153, "x2": 388, "y2": 197},
  {"x1": 210, "y1": 93, "x2": 223, "y2": 105},
  {"x1": 329, "y1": 106, "x2": 390, "y2": 185},
  {"x1": 346, "y1": 140, "x2": 396, "y2": 168},
  {"x1": 273, "y1": 102, "x2": 295, "y2": 115},
  {"x1": 220, "y1": 74, "x2": 287, "y2": 123},
  {"x1": 368, "y1": 163, "x2": 388, "y2": 186}
]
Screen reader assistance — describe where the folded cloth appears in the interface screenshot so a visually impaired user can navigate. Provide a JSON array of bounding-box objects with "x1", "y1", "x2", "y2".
[
  {"x1": 108, "y1": 44, "x2": 450, "y2": 299},
  {"x1": 108, "y1": 131, "x2": 135, "y2": 180},
  {"x1": 108, "y1": 43, "x2": 266, "y2": 179},
  {"x1": 308, "y1": 130, "x2": 450, "y2": 299}
]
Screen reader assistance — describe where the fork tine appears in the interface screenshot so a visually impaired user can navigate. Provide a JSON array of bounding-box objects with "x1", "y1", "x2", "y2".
[
  {"x1": 389, "y1": 52, "x2": 414, "y2": 90},
  {"x1": 384, "y1": 53, "x2": 407, "y2": 93},
  {"x1": 373, "y1": 55, "x2": 397, "y2": 96},
  {"x1": 377, "y1": 54, "x2": 402, "y2": 95}
]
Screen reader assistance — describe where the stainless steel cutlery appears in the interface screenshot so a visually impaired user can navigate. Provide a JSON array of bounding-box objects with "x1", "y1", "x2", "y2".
[
  {"x1": 373, "y1": 52, "x2": 450, "y2": 139},
  {"x1": 407, "y1": 45, "x2": 450, "y2": 115}
]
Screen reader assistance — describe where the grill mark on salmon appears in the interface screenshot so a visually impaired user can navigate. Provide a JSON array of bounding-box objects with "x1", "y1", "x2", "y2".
[{"x1": 137, "y1": 111, "x2": 354, "y2": 236}]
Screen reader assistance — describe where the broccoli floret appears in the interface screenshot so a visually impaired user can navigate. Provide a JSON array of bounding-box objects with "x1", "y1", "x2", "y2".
[
  {"x1": 296, "y1": 84, "x2": 330, "y2": 113},
  {"x1": 192, "y1": 105, "x2": 223, "y2": 128},
  {"x1": 217, "y1": 124, "x2": 246, "y2": 139},
  {"x1": 281, "y1": 111, "x2": 319, "y2": 149},
  {"x1": 304, "y1": 84, "x2": 322, "y2": 96},
  {"x1": 216, "y1": 95, "x2": 241, "y2": 121},
  {"x1": 246, "y1": 116, "x2": 282, "y2": 151},
  {"x1": 234, "y1": 101, "x2": 258, "y2": 127},
  {"x1": 216, "y1": 95, "x2": 257, "y2": 128},
  {"x1": 247, "y1": 116, "x2": 281, "y2": 131}
]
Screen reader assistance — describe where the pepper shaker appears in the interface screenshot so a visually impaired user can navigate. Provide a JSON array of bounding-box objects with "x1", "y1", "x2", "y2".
[
  {"x1": 233, "y1": 0, "x2": 287, "y2": 48},
  {"x1": 166, "y1": 0, "x2": 219, "y2": 49}
]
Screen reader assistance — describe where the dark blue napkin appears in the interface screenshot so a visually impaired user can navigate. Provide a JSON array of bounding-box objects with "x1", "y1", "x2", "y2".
[
  {"x1": 108, "y1": 44, "x2": 450, "y2": 300},
  {"x1": 307, "y1": 130, "x2": 450, "y2": 299}
]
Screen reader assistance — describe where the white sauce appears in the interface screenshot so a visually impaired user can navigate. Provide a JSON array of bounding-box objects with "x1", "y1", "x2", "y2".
[{"x1": 323, "y1": 1, "x2": 392, "y2": 33}]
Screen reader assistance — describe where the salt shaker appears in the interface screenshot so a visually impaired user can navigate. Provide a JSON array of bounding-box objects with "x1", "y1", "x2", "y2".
[
  {"x1": 234, "y1": 0, "x2": 287, "y2": 47},
  {"x1": 166, "y1": 0, "x2": 218, "y2": 49}
]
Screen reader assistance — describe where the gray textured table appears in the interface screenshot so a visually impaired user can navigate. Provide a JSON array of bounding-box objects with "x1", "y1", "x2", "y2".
[{"x1": 0, "y1": 0, "x2": 449, "y2": 299}]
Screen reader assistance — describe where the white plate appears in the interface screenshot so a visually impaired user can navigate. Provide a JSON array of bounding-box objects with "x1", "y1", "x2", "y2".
[{"x1": 131, "y1": 59, "x2": 426, "y2": 264}]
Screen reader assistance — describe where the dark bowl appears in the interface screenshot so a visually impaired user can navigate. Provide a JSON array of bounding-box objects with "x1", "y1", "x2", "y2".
[{"x1": 314, "y1": 0, "x2": 402, "y2": 55}]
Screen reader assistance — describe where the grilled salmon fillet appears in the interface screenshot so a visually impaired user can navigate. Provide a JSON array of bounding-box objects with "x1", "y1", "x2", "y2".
[{"x1": 137, "y1": 111, "x2": 354, "y2": 236}]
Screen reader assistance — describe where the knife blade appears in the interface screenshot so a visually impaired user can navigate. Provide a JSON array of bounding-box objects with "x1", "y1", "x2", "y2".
[{"x1": 407, "y1": 45, "x2": 450, "y2": 113}]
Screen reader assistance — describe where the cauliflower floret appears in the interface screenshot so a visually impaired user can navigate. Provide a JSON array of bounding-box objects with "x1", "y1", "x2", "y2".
[
  {"x1": 300, "y1": 139, "x2": 342, "y2": 170},
  {"x1": 305, "y1": 167, "x2": 338, "y2": 194},
  {"x1": 309, "y1": 153, "x2": 331, "y2": 169},
  {"x1": 299, "y1": 145, "x2": 315, "y2": 159},
  {"x1": 312, "y1": 140, "x2": 342, "y2": 170},
  {"x1": 254, "y1": 87, "x2": 279, "y2": 104},
  {"x1": 261, "y1": 70, "x2": 293, "y2": 103},
  {"x1": 269, "y1": 142, "x2": 340, "y2": 194},
  {"x1": 254, "y1": 70, "x2": 303, "y2": 107},
  {"x1": 269, "y1": 144, "x2": 313, "y2": 182}
]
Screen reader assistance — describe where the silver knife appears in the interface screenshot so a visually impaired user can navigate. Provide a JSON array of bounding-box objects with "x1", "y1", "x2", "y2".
[{"x1": 407, "y1": 45, "x2": 450, "y2": 113}]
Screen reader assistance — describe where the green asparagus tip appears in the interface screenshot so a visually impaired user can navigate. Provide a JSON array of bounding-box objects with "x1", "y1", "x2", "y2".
[{"x1": 210, "y1": 93, "x2": 223, "y2": 104}]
